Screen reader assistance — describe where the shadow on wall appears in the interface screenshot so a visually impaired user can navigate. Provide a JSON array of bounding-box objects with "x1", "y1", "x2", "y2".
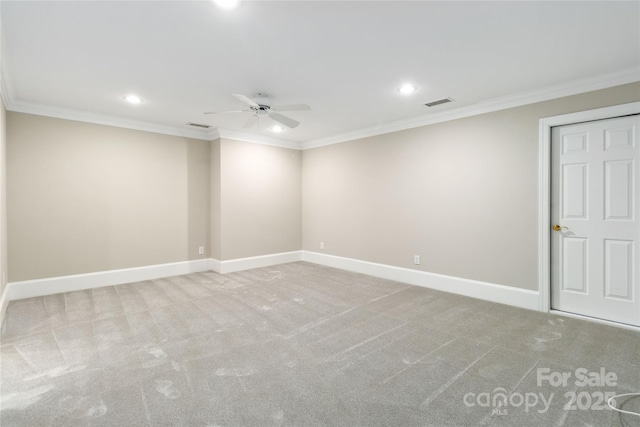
[{"x1": 186, "y1": 137, "x2": 210, "y2": 261}]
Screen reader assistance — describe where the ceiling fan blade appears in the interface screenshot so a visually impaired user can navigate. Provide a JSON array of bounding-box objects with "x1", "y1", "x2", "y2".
[
  {"x1": 272, "y1": 103, "x2": 311, "y2": 112},
  {"x1": 269, "y1": 112, "x2": 300, "y2": 128},
  {"x1": 233, "y1": 94, "x2": 260, "y2": 108},
  {"x1": 242, "y1": 115, "x2": 258, "y2": 129},
  {"x1": 203, "y1": 110, "x2": 247, "y2": 115}
]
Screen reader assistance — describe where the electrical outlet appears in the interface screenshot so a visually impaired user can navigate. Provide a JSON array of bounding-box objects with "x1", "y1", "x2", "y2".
[
  {"x1": 414, "y1": 255, "x2": 420, "y2": 265},
  {"x1": 320, "y1": 242, "x2": 325, "y2": 250},
  {"x1": 198, "y1": 246, "x2": 205, "y2": 255}
]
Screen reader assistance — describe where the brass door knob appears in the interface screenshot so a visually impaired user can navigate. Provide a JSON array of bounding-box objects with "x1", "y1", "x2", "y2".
[{"x1": 552, "y1": 224, "x2": 569, "y2": 231}]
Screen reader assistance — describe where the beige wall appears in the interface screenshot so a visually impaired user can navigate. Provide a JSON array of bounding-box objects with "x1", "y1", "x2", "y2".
[
  {"x1": 5, "y1": 83, "x2": 639, "y2": 288},
  {"x1": 302, "y1": 82, "x2": 640, "y2": 291},
  {"x1": 210, "y1": 139, "x2": 222, "y2": 260},
  {"x1": 218, "y1": 138, "x2": 301, "y2": 260},
  {"x1": 7, "y1": 113, "x2": 210, "y2": 281},
  {"x1": 7, "y1": 116, "x2": 301, "y2": 281},
  {"x1": 0, "y1": 100, "x2": 6, "y2": 295}
]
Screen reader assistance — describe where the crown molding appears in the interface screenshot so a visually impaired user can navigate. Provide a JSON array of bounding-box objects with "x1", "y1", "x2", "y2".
[
  {"x1": 7, "y1": 100, "x2": 214, "y2": 141},
  {"x1": 1, "y1": 63, "x2": 637, "y2": 149},
  {"x1": 1, "y1": 35, "x2": 213, "y2": 141},
  {"x1": 0, "y1": 26, "x2": 15, "y2": 109},
  {"x1": 217, "y1": 128, "x2": 302, "y2": 150},
  {"x1": 0, "y1": 69, "x2": 11, "y2": 110},
  {"x1": 4, "y1": 98, "x2": 299, "y2": 148},
  {"x1": 208, "y1": 128, "x2": 221, "y2": 141},
  {"x1": 301, "y1": 67, "x2": 640, "y2": 150}
]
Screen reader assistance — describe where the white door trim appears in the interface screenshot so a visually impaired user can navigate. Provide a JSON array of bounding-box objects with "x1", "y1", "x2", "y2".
[{"x1": 538, "y1": 101, "x2": 640, "y2": 313}]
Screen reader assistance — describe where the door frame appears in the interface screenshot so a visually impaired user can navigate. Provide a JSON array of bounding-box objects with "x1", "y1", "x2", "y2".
[{"x1": 538, "y1": 101, "x2": 640, "y2": 315}]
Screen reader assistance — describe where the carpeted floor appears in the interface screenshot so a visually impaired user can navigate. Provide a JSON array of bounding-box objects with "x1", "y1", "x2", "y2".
[{"x1": 0, "y1": 262, "x2": 638, "y2": 426}]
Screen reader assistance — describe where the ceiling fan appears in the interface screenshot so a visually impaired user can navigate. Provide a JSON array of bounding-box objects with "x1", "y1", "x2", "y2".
[{"x1": 204, "y1": 93, "x2": 310, "y2": 129}]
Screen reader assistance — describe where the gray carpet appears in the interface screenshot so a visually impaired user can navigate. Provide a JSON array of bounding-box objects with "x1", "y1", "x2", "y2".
[{"x1": 0, "y1": 262, "x2": 638, "y2": 426}]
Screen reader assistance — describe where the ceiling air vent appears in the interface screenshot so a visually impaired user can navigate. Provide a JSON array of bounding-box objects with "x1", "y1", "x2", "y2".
[
  {"x1": 187, "y1": 122, "x2": 210, "y2": 128},
  {"x1": 424, "y1": 97, "x2": 454, "y2": 108}
]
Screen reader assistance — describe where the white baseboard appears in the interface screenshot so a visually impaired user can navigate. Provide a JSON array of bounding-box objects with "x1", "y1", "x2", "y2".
[
  {"x1": 3, "y1": 250, "x2": 539, "y2": 320},
  {"x1": 301, "y1": 251, "x2": 540, "y2": 311},
  {"x1": 208, "y1": 258, "x2": 222, "y2": 273},
  {"x1": 4, "y1": 252, "x2": 303, "y2": 303},
  {"x1": 211, "y1": 251, "x2": 302, "y2": 274},
  {"x1": 7, "y1": 259, "x2": 211, "y2": 301}
]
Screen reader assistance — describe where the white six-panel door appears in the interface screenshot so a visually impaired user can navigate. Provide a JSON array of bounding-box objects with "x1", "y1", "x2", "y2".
[{"x1": 551, "y1": 114, "x2": 640, "y2": 326}]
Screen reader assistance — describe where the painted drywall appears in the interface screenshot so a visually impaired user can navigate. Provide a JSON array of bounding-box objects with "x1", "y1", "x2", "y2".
[
  {"x1": 5, "y1": 82, "x2": 638, "y2": 291},
  {"x1": 302, "y1": 82, "x2": 640, "y2": 291},
  {"x1": 0, "y1": 100, "x2": 7, "y2": 296},
  {"x1": 218, "y1": 138, "x2": 301, "y2": 260},
  {"x1": 7, "y1": 113, "x2": 210, "y2": 281},
  {"x1": 210, "y1": 138, "x2": 221, "y2": 260}
]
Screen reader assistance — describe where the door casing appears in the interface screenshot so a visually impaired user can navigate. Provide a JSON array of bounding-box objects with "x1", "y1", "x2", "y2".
[{"x1": 538, "y1": 102, "x2": 640, "y2": 323}]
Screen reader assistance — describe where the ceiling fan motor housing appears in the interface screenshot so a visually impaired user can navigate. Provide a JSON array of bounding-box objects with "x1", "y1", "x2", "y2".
[{"x1": 254, "y1": 93, "x2": 272, "y2": 108}]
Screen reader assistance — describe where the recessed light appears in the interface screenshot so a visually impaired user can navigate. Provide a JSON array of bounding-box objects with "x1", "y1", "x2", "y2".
[
  {"x1": 123, "y1": 94, "x2": 143, "y2": 104},
  {"x1": 213, "y1": 0, "x2": 240, "y2": 9},
  {"x1": 270, "y1": 125, "x2": 285, "y2": 133},
  {"x1": 397, "y1": 84, "x2": 417, "y2": 95}
]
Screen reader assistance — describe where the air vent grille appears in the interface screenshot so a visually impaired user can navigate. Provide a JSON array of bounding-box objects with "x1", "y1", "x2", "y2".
[
  {"x1": 187, "y1": 122, "x2": 210, "y2": 128},
  {"x1": 424, "y1": 97, "x2": 454, "y2": 107}
]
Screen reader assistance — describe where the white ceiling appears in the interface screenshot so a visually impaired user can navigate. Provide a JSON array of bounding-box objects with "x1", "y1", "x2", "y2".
[{"x1": 1, "y1": 1, "x2": 639, "y2": 145}]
